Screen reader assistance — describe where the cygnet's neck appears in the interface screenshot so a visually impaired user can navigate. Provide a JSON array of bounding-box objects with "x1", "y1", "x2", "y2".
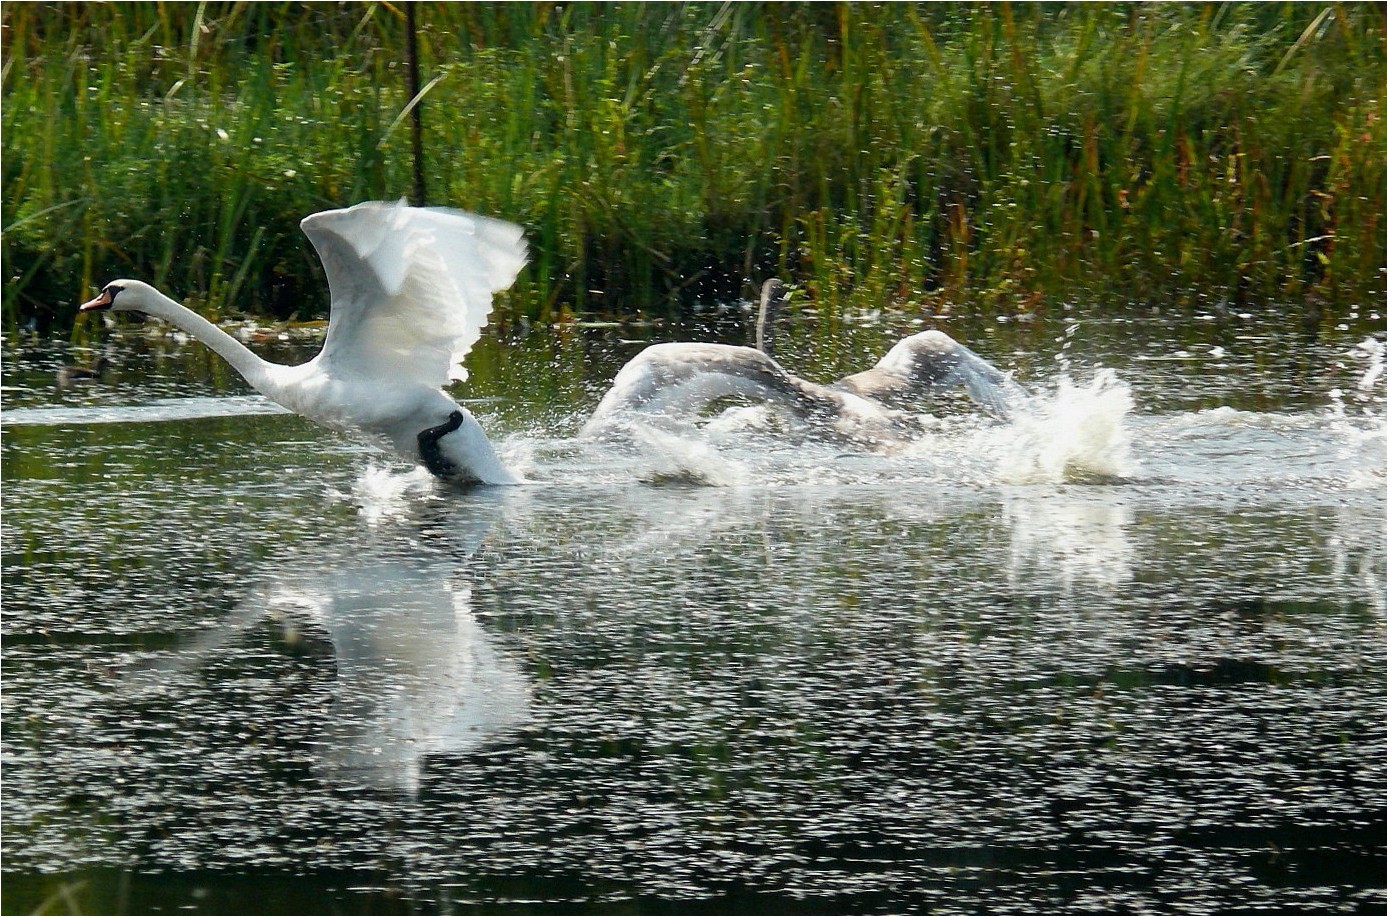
[{"x1": 756, "y1": 279, "x2": 785, "y2": 358}]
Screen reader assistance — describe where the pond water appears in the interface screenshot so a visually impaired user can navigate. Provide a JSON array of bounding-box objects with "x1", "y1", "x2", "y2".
[{"x1": 2, "y1": 306, "x2": 1385, "y2": 915}]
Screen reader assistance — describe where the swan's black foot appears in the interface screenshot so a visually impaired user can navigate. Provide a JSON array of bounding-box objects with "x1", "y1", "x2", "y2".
[{"x1": 418, "y1": 410, "x2": 466, "y2": 478}]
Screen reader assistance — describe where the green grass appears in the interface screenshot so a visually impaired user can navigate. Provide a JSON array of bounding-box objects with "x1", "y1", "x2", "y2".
[{"x1": 3, "y1": 2, "x2": 1383, "y2": 334}]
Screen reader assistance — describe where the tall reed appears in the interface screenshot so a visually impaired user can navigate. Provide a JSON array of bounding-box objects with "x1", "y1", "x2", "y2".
[{"x1": 3, "y1": 3, "x2": 1383, "y2": 334}]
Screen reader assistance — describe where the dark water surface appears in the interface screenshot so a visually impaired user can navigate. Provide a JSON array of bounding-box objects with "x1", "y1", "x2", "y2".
[{"x1": 3, "y1": 308, "x2": 1384, "y2": 914}]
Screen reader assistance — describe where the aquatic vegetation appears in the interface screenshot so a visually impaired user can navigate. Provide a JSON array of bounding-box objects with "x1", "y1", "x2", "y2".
[{"x1": 3, "y1": 3, "x2": 1384, "y2": 333}]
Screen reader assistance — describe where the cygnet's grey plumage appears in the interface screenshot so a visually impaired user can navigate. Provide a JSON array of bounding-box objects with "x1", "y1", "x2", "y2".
[
  {"x1": 754, "y1": 278, "x2": 786, "y2": 360},
  {"x1": 56, "y1": 355, "x2": 109, "y2": 387},
  {"x1": 583, "y1": 279, "x2": 1030, "y2": 441},
  {"x1": 831, "y1": 330, "x2": 1031, "y2": 419}
]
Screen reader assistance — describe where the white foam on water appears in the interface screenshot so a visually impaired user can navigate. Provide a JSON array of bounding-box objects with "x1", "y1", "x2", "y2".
[
  {"x1": 1354, "y1": 335, "x2": 1385, "y2": 395},
  {"x1": 329, "y1": 357, "x2": 1383, "y2": 498},
  {"x1": 1326, "y1": 400, "x2": 1387, "y2": 492},
  {"x1": 629, "y1": 422, "x2": 750, "y2": 487},
  {"x1": 330, "y1": 463, "x2": 437, "y2": 523},
  {"x1": 495, "y1": 370, "x2": 1141, "y2": 490},
  {"x1": 988, "y1": 369, "x2": 1136, "y2": 485}
]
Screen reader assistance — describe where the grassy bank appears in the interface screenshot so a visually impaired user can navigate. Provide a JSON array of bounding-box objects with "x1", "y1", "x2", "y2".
[{"x1": 3, "y1": 2, "x2": 1384, "y2": 333}]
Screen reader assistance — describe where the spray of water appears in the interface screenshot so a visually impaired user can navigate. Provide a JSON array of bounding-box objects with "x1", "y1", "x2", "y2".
[
  {"x1": 1327, "y1": 336, "x2": 1387, "y2": 491},
  {"x1": 1356, "y1": 336, "x2": 1386, "y2": 397},
  {"x1": 630, "y1": 423, "x2": 750, "y2": 486},
  {"x1": 991, "y1": 369, "x2": 1137, "y2": 484},
  {"x1": 339, "y1": 358, "x2": 1140, "y2": 495},
  {"x1": 330, "y1": 463, "x2": 437, "y2": 522}
]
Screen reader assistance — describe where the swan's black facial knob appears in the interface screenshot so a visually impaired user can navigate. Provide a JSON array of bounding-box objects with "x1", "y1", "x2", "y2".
[{"x1": 78, "y1": 284, "x2": 122, "y2": 313}]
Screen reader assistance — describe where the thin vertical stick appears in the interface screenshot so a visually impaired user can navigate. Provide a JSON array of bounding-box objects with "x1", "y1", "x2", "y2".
[{"x1": 405, "y1": 3, "x2": 426, "y2": 206}]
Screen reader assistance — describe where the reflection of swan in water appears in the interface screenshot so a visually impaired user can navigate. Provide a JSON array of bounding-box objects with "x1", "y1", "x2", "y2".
[
  {"x1": 79, "y1": 201, "x2": 528, "y2": 484},
  {"x1": 271, "y1": 560, "x2": 530, "y2": 795},
  {"x1": 583, "y1": 280, "x2": 1030, "y2": 441},
  {"x1": 122, "y1": 502, "x2": 530, "y2": 795}
]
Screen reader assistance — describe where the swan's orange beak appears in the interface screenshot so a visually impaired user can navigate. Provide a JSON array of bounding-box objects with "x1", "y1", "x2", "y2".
[{"x1": 79, "y1": 289, "x2": 114, "y2": 312}]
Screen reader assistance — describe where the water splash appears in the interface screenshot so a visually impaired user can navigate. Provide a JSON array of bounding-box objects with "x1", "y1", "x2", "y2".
[
  {"x1": 1326, "y1": 406, "x2": 1388, "y2": 493},
  {"x1": 630, "y1": 423, "x2": 750, "y2": 486},
  {"x1": 497, "y1": 372, "x2": 1138, "y2": 489},
  {"x1": 1328, "y1": 336, "x2": 1386, "y2": 419},
  {"x1": 1355, "y1": 336, "x2": 1385, "y2": 397},
  {"x1": 329, "y1": 463, "x2": 437, "y2": 522},
  {"x1": 991, "y1": 369, "x2": 1136, "y2": 484},
  {"x1": 1318, "y1": 337, "x2": 1387, "y2": 491}
]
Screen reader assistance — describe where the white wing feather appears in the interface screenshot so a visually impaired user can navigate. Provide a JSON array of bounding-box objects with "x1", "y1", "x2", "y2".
[{"x1": 301, "y1": 200, "x2": 527, "y2": 386}]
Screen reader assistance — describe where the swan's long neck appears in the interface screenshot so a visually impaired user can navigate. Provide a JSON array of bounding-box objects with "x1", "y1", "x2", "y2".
[{"x1": 139, "y1": 290, "x2": 278, "y2": 391}]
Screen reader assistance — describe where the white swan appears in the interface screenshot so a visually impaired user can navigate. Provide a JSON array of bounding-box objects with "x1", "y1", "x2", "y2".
[
  {"x1": 582, "y1": 280, "x2": 1030, "y2": 440},
  {"x1": 79, "y1": 200, "x2": 528, "y2": 484}
]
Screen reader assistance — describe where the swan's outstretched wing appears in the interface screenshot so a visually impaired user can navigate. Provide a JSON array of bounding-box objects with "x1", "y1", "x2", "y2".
[
  {"x1": 836, "y1": 329, "x2": 1032, "y2": 419},
  {"x1": 582, "y1": 342, "x2": 847, "y2": 435},
  {"x1": 302, "y1": 200, "x2": 527, "y2": 386}
]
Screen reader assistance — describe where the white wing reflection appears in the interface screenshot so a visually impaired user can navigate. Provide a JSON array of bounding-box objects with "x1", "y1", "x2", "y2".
[
  {"x1": 270, "y1": 561, "x2": 530, "y2": 795},
  {"x1": 122, "y1": 497, "x2": 531, "y2": 796}
]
